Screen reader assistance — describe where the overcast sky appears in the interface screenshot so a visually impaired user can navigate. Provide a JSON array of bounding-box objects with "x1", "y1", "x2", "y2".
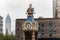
[{"x1": 0, "y1": 0, "x2": 53, "y2": 34}]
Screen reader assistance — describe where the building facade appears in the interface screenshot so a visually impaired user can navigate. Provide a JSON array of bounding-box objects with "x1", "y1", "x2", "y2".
[
  {"x1": 16, "y1": 1, "x2": 60, "y2": 40},
  {"x1": 53, "y1": 0, "x2": 60, "y2": 18},
  {"x1": 57, "y1": 0, "x2": 60, "y2": 18},
  {"x1": 0, "y1": 16, "x2": 3, "y2": 34},
  {"x1": 38, "y1": 18, "x2": 60, "y2": 38},
  {"x1": 5, "y1": 14, "x2": 11, "y2": 35}
]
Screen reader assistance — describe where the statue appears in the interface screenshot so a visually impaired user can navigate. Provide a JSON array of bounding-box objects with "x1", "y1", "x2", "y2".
[{"x1": 27, "y1": 3, "x2": 34, "y2": 13}]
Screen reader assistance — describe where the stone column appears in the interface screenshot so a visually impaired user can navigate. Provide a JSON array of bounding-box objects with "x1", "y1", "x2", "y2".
[
  {"x1": 23, "y1": 32, "x2": 25, "y2": 40},
  {"x1": 32, "y1": 31, "x2": 35, "y2": 40}
]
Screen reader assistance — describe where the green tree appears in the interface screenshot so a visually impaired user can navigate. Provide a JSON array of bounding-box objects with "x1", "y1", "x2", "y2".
[{"x1": 0, "y1": 33, "x2": 16, "y2": 40}]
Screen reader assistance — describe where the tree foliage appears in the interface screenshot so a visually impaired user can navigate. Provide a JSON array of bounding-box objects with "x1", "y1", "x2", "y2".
[{"x1": 0, "y1": 34, "x2": 16, "y2": 40}]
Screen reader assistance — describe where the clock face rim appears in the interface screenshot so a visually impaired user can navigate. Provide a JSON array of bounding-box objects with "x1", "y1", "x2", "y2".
[{"x1": 26, "y1": 23, "x2": 31, "y2": 29}]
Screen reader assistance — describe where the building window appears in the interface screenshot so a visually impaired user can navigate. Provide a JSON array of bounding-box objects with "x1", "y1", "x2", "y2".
[
  {"x1": 38, "y1": 23, "x2": 40, "y2": 32},
  {"x1": 38, "y1": 23, "x2": 44, "y2": 38},
  {"x1": 53, "y1": 23, "x2": 56, "y2": 38},
  {"x1": 49, "y1": 34, "x2": 52, "y2": 38},
  {"x1": 49, "y1": 22, "x2": 56, "y2": 38},
  {"x1": 17, "y1": 28, "x2": 19, "y2": 31},
  {"x1": 17, "y1": 35, "x2": 19, "y2": 38},
  {"x1": 55, "y1": 9, "x2": 58, "y2": 18},
  {"x1": 49, "y1": 23, "x2": 53, "y2": 38}
]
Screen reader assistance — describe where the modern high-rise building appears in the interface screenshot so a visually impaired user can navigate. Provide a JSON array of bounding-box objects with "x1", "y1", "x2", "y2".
[
  {"x1": 53, "y1": 0, "x2": 60, "y2": 18},
  {"x1": 5, "y1": 14, "x2": 11, "y2": 35},
  {"x1": 0, "y1": 16, "x2": 3, "y2": 34}
]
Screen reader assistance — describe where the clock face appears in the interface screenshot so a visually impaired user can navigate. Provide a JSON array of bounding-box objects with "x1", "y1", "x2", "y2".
[{"x1": 26, "y1": 23, "x2": 31, "y2": 28}]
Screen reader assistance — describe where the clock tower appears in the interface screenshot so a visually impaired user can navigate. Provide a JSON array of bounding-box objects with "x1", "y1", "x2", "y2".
[{"x1": 22, "y1": 4, "x2": 38, "y2": 40}]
